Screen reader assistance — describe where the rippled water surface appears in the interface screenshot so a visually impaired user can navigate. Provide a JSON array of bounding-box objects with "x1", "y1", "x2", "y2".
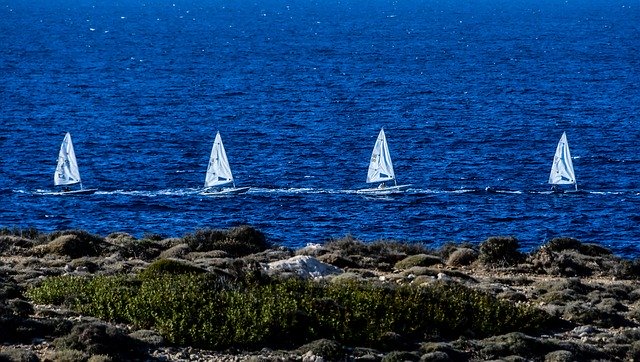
[{"x1": 1, "y1": 0, "x2": 639, "y2": 255}]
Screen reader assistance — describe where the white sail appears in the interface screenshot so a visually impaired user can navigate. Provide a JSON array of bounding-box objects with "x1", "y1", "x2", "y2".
[
  {"x1": 548, "y1": 132, "x2": 576, "y2": 187},
  {"x1": 366, "y1": 128, "x2": 396, "y2": 184},
  {"x1": 204, "y1": 132, "x2": 234, "y2": 188},
  {"x1": 54, "y1": 132, "x2": 82, "y2": 186}
]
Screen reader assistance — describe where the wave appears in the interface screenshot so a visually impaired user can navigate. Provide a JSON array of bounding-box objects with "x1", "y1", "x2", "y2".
[{"x1": 18, "y1": 187, "x2": 640, "y2": 198}]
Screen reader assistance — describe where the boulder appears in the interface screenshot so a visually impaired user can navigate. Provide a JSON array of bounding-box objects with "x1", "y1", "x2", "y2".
[{"x1": 265, "y1": 256, "x2": 342, "y2": 279}]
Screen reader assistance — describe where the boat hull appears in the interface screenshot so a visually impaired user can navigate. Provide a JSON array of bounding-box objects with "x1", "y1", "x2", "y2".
[
  {"x1": 202, "y1": 187, "x2": 250, "y2": 196},
  {"x1": 51, "y1": 188, "x2": 98, "y2": 195},
  {"x1": 357, "y1": 184, "x2": 410, "y2": 195}
]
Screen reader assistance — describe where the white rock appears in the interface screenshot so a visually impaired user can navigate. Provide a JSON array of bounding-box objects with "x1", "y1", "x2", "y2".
[
  {"x1": 265, "y1": 255, "x2": 342, "y2": 279},
  {"x1": 437, "y1": 272, "x2": 450, "y2": 281}
]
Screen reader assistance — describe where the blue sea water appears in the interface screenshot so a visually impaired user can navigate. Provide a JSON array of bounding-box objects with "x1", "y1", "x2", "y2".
[{"x1": 1, "y1": 0, "x2": 639, "y2": 256}]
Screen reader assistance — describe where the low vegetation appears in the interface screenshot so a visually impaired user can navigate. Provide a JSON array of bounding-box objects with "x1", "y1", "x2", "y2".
[
  {"x1": 182, "y1": 225, "x2": 270, "y2": 256},
  {"x1": 28, "y1": 268, "x2": 555, "y2": 351},
  {"x1": 478, "y1": 236, "x2": 525, "y2": 267}
]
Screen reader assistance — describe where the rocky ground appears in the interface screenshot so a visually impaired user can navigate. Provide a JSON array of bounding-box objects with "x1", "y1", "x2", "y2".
[{"x1": 1, "y1": 227, "x2": 640, "y2": 361}]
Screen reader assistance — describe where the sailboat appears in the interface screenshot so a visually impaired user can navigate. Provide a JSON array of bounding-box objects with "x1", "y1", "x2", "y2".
[
  {"x1": 201, "y1": 131, "x2": 250, "y2": 195},
  {"x1": 357, "y1": 128, "x2": 410, "y2": 195},
  {"x1": 548, "y1": 132, "x2": 578, "y2": 192},
  {"x1": 52, "y1": 132, "x2": 97, "y2": 195}
]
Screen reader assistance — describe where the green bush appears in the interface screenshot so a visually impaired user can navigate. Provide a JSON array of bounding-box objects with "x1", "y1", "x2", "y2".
[
  {"x1": 138, "y1": 259, "x2": 207, "y2": 280},
  {"x1": 394, "y1": 254, "x2": 442, "y2": 270},
  {"x1": 183, "y1": 225, "x2": 269, "y2": 257},
  {"x1": 545, "y1": 237, "x2": 582, "y2": 252},
  {"x1": 28, "y1": 274, "x2": 555, "y2": 351},
  {"x1": 479, "y1": 236, "x2": 524, "y2": 267}
]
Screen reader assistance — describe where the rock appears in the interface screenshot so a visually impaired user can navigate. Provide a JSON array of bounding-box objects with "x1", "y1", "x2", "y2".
[
  {"x1": 570, "y1": 325, "x2": 598, "y2": 336},
  {"x1": 329, "y1": 272, "x2": 365, "y2": 283},
  {"x1": 420, "y1": 351, "x2": 450, "y2": 362},
  {"x1": 477, "y1": 332, "x2": 557, "y2": 360},
  {"x1": 420, "y1": 342, "x2": 466, "y2": 361},
  {"x1": 402, "y1": 266, "x2": 437, "y2": 278},
  {"x1": 382, "y1": 351, "x2": 420, "y2": 362},
  {"x1": 317, "y1": 252, "x2": 359, "y2": 269},
  {"x1": 249, "y1": 247, "x2": 294, "y2": 263},
  {"x1": 627, "y1": 340, "x2": 640, "y2": 360},
  {"x1": 265, "y1": 255, "x2": 342, "y2": 279},
  {"x1": 297, "y1": 339, "x2": 344, "y2": 360},
  {"x1": 437, "y1": 272, "x2": 450, "y2": 281},
  {"x1": 379, "y1": 332, "x2": 407, "y2": 351},
  {"x1": 296, "y1": 243, "x2": 330, "y2": 257},
  {"x1": 129, "y1": 329, "x2": 165, "y2": 347},
  {"x1": 544, "y1": 350, "x2": 574, "y2": 362}
]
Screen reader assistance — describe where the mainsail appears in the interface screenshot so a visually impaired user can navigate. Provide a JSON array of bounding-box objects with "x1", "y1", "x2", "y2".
[
  {"x1": 366, "y1": 128, "x2": 396, "y2": 184},
  {"x1": 54, "y1": 132, "x2": 82, "y2": 186},
  {"x1": 204, "y1": 132, "x2": 234, "y2": 188},
  {"x1": 548, "y1": 132, "x2": 576, "y2": 187}
]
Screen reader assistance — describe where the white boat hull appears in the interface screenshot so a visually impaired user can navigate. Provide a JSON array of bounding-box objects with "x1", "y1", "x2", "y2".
[
  {"x1": 202, "y1": 187, "x2": 250, "y2": 196},
  {"x1": 51, "y1": 188, "x2": 98, "y2": 195},
  {"x1": 357, "y1": 184, "x2": 410, "y2": 195}
]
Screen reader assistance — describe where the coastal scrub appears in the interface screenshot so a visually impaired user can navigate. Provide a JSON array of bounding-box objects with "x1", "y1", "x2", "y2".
[{"x1": 28, "y1": 272, "x2": 555, "y2": 350}]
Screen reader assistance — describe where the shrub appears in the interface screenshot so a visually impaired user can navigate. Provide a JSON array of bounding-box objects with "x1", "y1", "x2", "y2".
[
  {"x1": 183, "y1": 225, "x2": 269, "y2": 257},
  {"x1": 0, "y1": 276, "x2": 22, "y2": 300},
  {"x1": 0, "y1": 227, "x2": 42, "y2": 241},
  {"x1": 34, "y1": 232, "x2": 106, "y2": 258},
  {"x1": 479, "y1": 236, "x2": 524, "y2": 267},
  {"x1": 579, "y1": 243, "x2": 612, "y2": 257},
  {"x1": 44, "y1": 349, "x2": 88, "y2": 362},
  {"x1": 47, "y1": 229, "x2": 104, "y2": 245},
  {"x1": 159, "y1": 244, "x2": 190, "y2": 259},
  {"x1": 0, "y1": 348, "x2": 38, "y2": 362},
  {"x1": 394, "y1": 254, "x2": 442, "y2": 270},
  {"x1": 138, "y1": 259, "x2": 207, "y2": 280},
  {"x1": 447, "y1": 248, "x2": 478, "y2": 267},
  {"x1": 27, "y1": 275, "x2": 138, "y2": 321},
  {"x1": 324, "y1": 237, "x2": 431, "y2": 271},
  {"x1": 142, "y1": 232, "x2": 164, "y2": 241},
  {"x1": 7, "y1": 299, "x2": 34, "y2": 317},
  {"x1": 0, "y1": 235, "x2": 34, "y2": 253},
  {"x1": 106, "y1": 232, "x2": 136, "y2": 245},
  {"x1": 297, "y1": 339, "x2": 345, "y2": 360},
  {"x1": 28, "y1": 275, "x2": 556, "y2": 351},
  {"x1": 53, "y1": 322, "x2": 146, "y2": 359},
  {"x1": 545, "y1": 237, "x2": 582, "y2": 252},
  {"x1": 116, "y1": 238, "x2": 163, "y2": 260}
]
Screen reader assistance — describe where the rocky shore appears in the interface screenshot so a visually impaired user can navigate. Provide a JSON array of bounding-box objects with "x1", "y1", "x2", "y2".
[{"x1": 1, "y1": 226, "x2": 640, "y2": 361}]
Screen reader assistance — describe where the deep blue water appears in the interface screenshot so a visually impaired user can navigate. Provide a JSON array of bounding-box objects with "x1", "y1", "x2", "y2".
[{"x1": 1, "y1": 0, "x2": 640, "y2": 256}]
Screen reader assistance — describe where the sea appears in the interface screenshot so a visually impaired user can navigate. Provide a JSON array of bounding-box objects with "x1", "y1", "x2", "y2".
[{"x1": 1, "y1": 0, "x2": 639, "y2": 257}]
